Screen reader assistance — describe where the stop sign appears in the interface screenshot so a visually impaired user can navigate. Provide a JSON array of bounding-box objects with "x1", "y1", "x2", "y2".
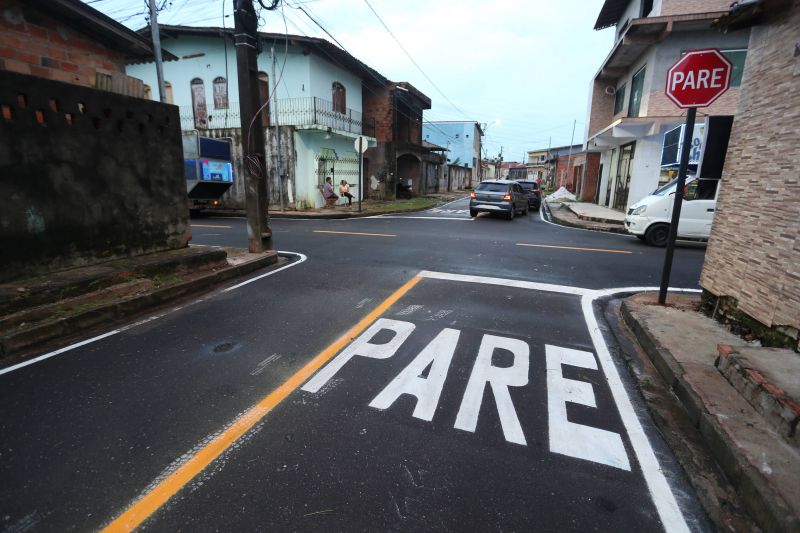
[{"x1": 665, "y1": 48, "x2": 733, "y2": 108}]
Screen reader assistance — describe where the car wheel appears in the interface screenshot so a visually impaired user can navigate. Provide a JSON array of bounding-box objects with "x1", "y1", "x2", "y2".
[
  {"x1": 469, "y1": 209, "x2": 478, "y2": 218},
  {"x1": 645, "y1": 223, "x2": 670, "y2": 247},
  {"x1": 523, "y1": 205, "x2": 529, "y2": 216},
  {"x1": 507, "y1": 209, "x2": 515, "y2": 220}
]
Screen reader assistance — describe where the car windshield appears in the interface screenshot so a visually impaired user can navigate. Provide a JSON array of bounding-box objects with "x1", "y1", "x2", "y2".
[
  {"x1": 517, "y1": 182, "x2": 538, "y2": 191},
  {"x1": 476, "y1": 183, "x2": 509, "y2": 192}
]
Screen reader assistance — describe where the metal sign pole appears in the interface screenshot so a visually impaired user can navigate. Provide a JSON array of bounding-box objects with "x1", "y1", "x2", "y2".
[
  {"x1": 658, "y1": 107, "x2": 696, "y2": 304},
  {"x1": 358, "y1": 136, "x2": 363, "y2": 213}
]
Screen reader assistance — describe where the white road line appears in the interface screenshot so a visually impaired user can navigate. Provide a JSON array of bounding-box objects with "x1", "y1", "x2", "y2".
[
  {"x1": 374, "y1": 216, "x2": 472, "y2": 221},
  {"x1": 582, "y1": 288, "x2": 698, "y2": 533},
  {"x1": 419, "y1": 270, "x2": 589, "y2": 296},
  {"x1": 0, "y1": 251, "x2": 308, "y2": 377}
]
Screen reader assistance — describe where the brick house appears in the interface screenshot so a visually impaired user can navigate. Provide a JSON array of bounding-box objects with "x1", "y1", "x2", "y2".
[
  {"x1": 549, "y1": 144, "x2": 583, "y2": 191},
  {"x1": 699, "y1": 0, "x2": 800, "y2": 348},
  {"x1": 0, "y1": 0, "x2": 171, "y2": 97},
  {"x1": 362, "y1": 80, "x2": 434, "y2": 198},
  {"x1": 584, "y1": 0, "x2": 751, "y2": 212}
]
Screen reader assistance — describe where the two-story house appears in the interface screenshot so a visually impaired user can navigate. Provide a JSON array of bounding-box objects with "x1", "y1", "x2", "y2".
[
  {"x1": 128, "y1": 25, "x2": 401, "y2": 210},
  {"x1": 584, "y1": 0, "x2": 750, "y2": 212},
  {"x1": 423, "y1": 121, "x2": 484, "y2": 187},
  {"x1": 526, "y1": 149, "x2": 549, "y2": 183}
]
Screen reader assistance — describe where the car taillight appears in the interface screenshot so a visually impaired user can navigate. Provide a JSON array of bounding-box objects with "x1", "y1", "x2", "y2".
[
  {"x1": 470, "y1": 191, "x2": 476, "y2": 198},
  {"x1": 502, "y1": 194, "x2": 512, "y2": 201}
]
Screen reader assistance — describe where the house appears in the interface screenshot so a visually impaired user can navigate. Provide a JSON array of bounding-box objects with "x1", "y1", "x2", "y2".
[
  {"x1": 699, "y1": 0, "x2": 800, "y2": 350},
  {"x1": 0, "y1": 0, "x2": 173, "y2": 97},
  {"x1": 0, "y1": 0, "x2": 186, "y2": 280},
  {"x1": 584, "y1": 0, "x2": 750, "y2": 212},
  {"x1": 423, "y1": 121, "x2": 484, "y2": 187},
  {"x1": 498, "y1": 162, "x2": 525, "y2": 180},
  {"x1": 549, "y1": 144, "x2": 583, "y2": 190},
  {"x1": 363, "y1": 81, "x2": 435, "y2": 197},
  {"x1": 525, "y1": 149, "x2": 549, "y2": 182},
  {"x1": 127, "y1": 26, "x2": 433, "y2": 209}
]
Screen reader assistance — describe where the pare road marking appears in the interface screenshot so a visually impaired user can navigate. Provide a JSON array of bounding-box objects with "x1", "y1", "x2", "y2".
[{"x1": 302, "y1": 318, "x2": 629, "y2": 470}]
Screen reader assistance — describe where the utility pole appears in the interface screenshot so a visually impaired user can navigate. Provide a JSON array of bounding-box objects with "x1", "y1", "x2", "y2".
[
  {"x1": 271, "y1": 44, "x2": 285, "y2": 211},
  {"x1": 234, "y1": 0, "x2": 272, "y2": 252},
  {"x1": 565, "y1": 120, "x2": 576, "y2": 190},
  {"x1": 147, "y1": 0, "x2": 166, "y2": 102}
]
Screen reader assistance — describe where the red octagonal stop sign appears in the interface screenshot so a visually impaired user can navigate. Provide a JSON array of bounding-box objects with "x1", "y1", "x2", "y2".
[{"x1": 665, "y1": 48, "x2": 733, "y2": 108}]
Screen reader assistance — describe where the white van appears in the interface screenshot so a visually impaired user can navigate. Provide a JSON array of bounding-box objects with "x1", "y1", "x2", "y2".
[{"x1": 624, "y1": 176, "x2": 719, "y2": 246}]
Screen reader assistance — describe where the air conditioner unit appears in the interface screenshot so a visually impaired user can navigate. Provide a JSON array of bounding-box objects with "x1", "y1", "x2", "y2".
[{"x1": 604, "y1": 86, "x2": 616, "y2": 96}]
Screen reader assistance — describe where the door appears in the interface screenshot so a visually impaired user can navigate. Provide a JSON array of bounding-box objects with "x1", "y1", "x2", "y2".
[
  {"x1": 613, "y1": 143, "x2": 634, "y2": 211},
  {"x1": 675, "y1": 179, "x2": 718, "y2": 237}
]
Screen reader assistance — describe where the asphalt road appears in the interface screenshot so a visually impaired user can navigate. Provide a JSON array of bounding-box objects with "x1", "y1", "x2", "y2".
[{"x1": 0, "y1": 198, "x2": 710, "y2": 532}]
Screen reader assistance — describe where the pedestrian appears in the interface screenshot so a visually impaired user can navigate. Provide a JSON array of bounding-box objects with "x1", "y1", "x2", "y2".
[
  {"x1": 322, "y1": 176, "x2": 338, "y2": 208},
  {"x1": 339, "y1": 179, "x2": 354, "y2": 206}
]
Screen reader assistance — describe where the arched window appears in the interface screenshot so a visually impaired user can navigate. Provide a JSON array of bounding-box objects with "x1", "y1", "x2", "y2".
[
  {"x1": 143, "y1": 84, "x2": 152, "y2": 100},
  {"x1": 213, "y1": 76, "x2": 228, "y2": 109},
  {"x1": 332, "y1": 82, "x2": 345, "y2": 114},
  {"x1": 190, "y1": 78, "x2": 207, "y2": 129},
  {"x1": 258, "y1": 72, "x2": 270, "y2": 127}
]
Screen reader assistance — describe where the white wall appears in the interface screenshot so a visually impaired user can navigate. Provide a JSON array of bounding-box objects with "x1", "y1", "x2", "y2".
[
  {"x1": 307, "y1": 54, "x2": 363, "y2": 112},
  {"x1": 627, "y1": 134, "x2": 663, "y2": 207}
]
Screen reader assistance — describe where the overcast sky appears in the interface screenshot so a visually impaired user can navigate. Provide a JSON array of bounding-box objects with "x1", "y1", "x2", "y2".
[{"x1": 88, "y1": 0, "x2": 614, "y2": 162}]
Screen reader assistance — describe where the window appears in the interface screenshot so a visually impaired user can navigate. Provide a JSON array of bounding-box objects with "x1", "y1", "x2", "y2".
[
  {"x1": 614, "y1": 83, "x2": 626, "y2": 115},
  {"x1": 628, "y1": 66, "x2": 645, "y2": 117},
  {"x1": 190, "y1": 78, "x2": 207, "y2": 129},
  {"x1": 164, "y1": 81, "x2": 173, "y2": 104},
  {"x1": 722, "y1": 49, "x2": 747, "y2": 87},
  {"x1": 641, "y1": 0, "x2": 653, "y2": 17},
  {"x1": 258, "y1": 72, "x2": 270, "y2": 127},
  {"x1": 332, "y1": 82, "x2": 346, "y2": 113},
  {"x1": 213, "y1": 76, "x2": 228, "y2": 109}
]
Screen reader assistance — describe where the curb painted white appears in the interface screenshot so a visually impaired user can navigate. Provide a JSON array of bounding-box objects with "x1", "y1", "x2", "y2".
[{"x1": 0, "y1": 251, "x2": 308, "y2": 377}]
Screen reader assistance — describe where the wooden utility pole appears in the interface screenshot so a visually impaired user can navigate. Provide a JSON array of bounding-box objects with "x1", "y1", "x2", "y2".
[
  {"x1": 147, "y1": 0, "x2": 166, "y2": 102},
  {"x1": 234, "y1": 0, "x2": 272, "y2": 252}
]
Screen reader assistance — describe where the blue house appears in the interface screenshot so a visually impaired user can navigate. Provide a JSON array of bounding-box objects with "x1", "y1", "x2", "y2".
[
  {"x1": 422, "y1": 121, "x2": 483, "y2": 186},
  {"x1": 127, "y1": 25, "x2": 382, "y2": 209}
]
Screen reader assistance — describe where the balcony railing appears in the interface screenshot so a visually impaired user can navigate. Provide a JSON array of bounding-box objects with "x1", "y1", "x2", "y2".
[{"x1": 179, "y1": 97, "x2": 375, "y2": 137}]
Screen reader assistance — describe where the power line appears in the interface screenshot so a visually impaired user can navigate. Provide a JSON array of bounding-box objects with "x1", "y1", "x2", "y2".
[{"x1": 362, "y1": 0, "x2": 471, "y2": 122}]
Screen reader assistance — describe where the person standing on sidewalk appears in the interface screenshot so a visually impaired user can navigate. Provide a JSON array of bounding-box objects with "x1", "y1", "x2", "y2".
[{"x1": 339, "y1": 180, "x2": 354, "y2": 207}]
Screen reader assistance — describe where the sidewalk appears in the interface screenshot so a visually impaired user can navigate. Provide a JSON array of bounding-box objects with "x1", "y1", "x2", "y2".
[
  {"x1": 621, "y1": 293, "x2": 800, "y2": 532},
  {"x1": 204, "y1": 194, "x2": 461, "y2": 220},
  {"x1": 0, "y1": 247, "x2": 279, "y2": 365},
  {"x1": 545, "y1": 200, "x2": 628, "y2": 233}
]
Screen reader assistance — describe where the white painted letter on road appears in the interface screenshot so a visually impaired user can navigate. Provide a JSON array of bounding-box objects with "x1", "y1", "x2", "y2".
[
  {"x1": 454, "y1": 334, "x2": 529, "y2": 445},
  {"x1": 302, "y1": 318, "x2": 416, "y2": 393},
  {"x1": 369, "y1": 328, "x2": 460, "y2": 421},
  {"x1": 545, "y1": 345, "x2": 630, "y2": 470}
]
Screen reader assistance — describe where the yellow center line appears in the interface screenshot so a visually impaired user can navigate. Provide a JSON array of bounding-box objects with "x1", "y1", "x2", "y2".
[
  {"x1": 516, "y1": 243, "x2": 633, "y2": 254},
  {"x1": 191, "y1": 224, "x2": 232, "y2": 229},
  {"x1": 313, "y1": 230, "x2": 396, "y2": 237},
  {"x1": 101, "y1": 274, "x2": 422, "y2": 533}
]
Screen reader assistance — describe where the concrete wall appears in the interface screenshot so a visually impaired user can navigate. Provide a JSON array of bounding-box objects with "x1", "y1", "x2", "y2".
[
  {"x1": 0, "y1": 70, "x2": 188, "y2": 281},
  {"x1": 0, "y1": 0, "x2": 127, "y2": 87},
  {"x1": 700, "y1": 4, "x2": 800, "y2": 333}
]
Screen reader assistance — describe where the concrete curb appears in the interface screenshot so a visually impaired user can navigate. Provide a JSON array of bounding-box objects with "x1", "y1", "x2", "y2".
[
  {"x1": 564, "y1": 203, "x2": 626, "y2": 225},
  {"x1": 544, "y1": 202, "x2": 629, "y2": 234},
  {"x1": 620, "y1": 299, "x2": 800, "y2": 533},
  {"x1": 0, "y1": 251, "x2": 279, "y2": 364},
  {"x1": 200, "y1": 197, "x2": 464, "y2": 220}
]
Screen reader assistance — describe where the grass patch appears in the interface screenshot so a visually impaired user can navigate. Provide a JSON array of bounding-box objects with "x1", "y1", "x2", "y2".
[
  {"x1": 364, "y1": 196, "x2": 450, "y2": 214},
  {"x1": 151, "y1": 274, "x2": 182, "y2": 287}
]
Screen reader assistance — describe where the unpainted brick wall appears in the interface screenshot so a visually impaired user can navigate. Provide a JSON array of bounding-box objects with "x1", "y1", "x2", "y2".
[
  {"x1": 700, "y1": 3, "x2": 800, "y2": 331},
  {"x1": 0, "y1": 0, "x2": 125, "y2": 88}
]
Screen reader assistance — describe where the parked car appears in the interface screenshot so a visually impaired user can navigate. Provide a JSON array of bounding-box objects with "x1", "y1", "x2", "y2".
[
  {"x1": 469, "y1": 180, "x2": 529, "y2": 220},
  {"x1": 624, "y1": 175, "x2": 719, "y2": 246},
  {"x1": 515, "y1": 180, "x2": 542, "y2": 210}
]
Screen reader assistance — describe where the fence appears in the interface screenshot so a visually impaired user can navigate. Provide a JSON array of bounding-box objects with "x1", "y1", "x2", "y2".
[{"x1": 180, "y1": 97, "x2": 375, "y2": 136}]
